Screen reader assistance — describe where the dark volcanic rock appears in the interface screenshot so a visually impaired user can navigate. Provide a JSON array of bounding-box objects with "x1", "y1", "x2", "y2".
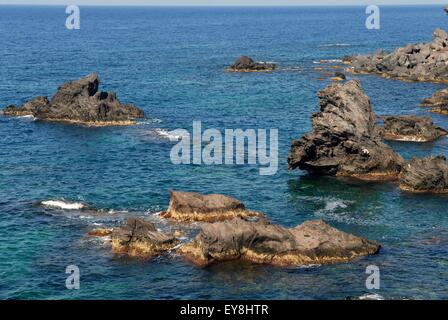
[
  {"x1": 288, "y1": 80, "x2": 404, "y2": 180},
  {"x1": 399, "y1": 156, "x2": 448, "y2": 193},
  {"x1": 2, "y1": 96, "x2": 50, "y2": 116},
  {"x1": 421, "y1": 87, "x2": 448, "y2": 115},
  {"x1": 178, "y1": 219, "x2": 380, "y2": 267},
  {"x1": 345, "y1": 29, "x2": 448, "y2": 83},
  {"x1": 380, "y1": 115, "x2": 448, "y2": 142},
  {"x1": 111, "y1": 217, "x2": 179, "y2": 257},
  {"x1": 161, "y1": 190, "x2": 261, "y2": 222},
  {"x1": 332, "y1": 71, "x2": 347, "y2": 81},
  {"x1": 34, "y1": 73, "x2": 144, "y2": 125},
  {"x1": 226, "y1": 56, "x2": 276, "y2": 72},
  {"x1": 2, "y1": 73, "x2": 144, "y2": 126}
]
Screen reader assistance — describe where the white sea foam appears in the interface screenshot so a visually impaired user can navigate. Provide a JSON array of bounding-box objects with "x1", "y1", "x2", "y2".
[
  {"x1": 313, "y1": 59, "x2": 343, "y2": 64},
  {"x1": 41, "y1": 200, "x2": 85, "y2": 210},
  {"x1": 18, "y1": 115, "x2": 35, "y2": 119},
  {"x1": 153, "y1": 128, "x2": 187, "y2": 140},
  {"x1": 323, "y1": 199, "x2": 348, "y2": 211},
  {"x1": 137, "y1": 118, "x2": 162, "y2": 125},
  {"x1": 319, "y1": 43, "x2": 351, "y2": 47}
]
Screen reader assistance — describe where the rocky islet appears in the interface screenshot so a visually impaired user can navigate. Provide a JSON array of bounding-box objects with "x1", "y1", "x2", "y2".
[{"x1": 2, "y1": 73, "x2": 144, "y2": 126}]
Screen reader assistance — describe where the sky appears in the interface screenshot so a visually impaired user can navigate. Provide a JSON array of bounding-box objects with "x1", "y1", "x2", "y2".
[{"x1": 0, "y1": 0, "x2": 446, "y2": 5}]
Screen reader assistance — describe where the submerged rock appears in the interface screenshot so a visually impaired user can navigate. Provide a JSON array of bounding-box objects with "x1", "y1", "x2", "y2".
[
  {"x1": 380, "y1": 115, "x2": 448, "y2": 142},
  {"x1": 421, "y1": 87, "x2": 448, "y2": 115},
  {"x1": 225, "y1": 56, "x2": 276, "y2": 72},
  {"x1": 2, "y1": 73, "x2": 144, "y2": 126},
  {"x1": 2, "y1": 96, "x2": 50, "y2": 116},
  {"x1": 399, "y1": 156, "x2": 448, "y2": 193},
  {"x1": 345, "y1": 29, "x2": 448, "y2": 83},
  {"x1": 288, "y1": 80, "x2": 404, "y2": 180},
  {"x1": 111, "y1": 217, "x2": 179, "y2": 258},
  {"x1": 178, "y1": 219, "x2": 380, "y2": 267},
  {"x1": 161, "y1": 190, "x2": 261, "y2": 222}
]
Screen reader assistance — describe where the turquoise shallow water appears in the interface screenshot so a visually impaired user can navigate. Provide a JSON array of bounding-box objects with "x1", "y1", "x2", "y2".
[{"x1": 0, "y1": 5, "x2": 447, "y2": 300}]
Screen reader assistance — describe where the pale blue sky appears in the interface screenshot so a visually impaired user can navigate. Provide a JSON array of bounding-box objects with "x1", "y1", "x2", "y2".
[{"x1": 0, "y1": 0, "x2": 446, "y2": 6}]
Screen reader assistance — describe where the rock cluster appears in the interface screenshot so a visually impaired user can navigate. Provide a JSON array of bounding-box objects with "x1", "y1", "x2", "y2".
[
  {"x1": 161, "y1": 191, "x2": 261, "y2": 222},
  {"x1": 380, "y1": 115, "x2": 448, "y2": 142},
  {"x1": 288, "y1": 80, "x2": 404, "y2": 180},
  {"x1": 421, "y1": 87, "x2": 448, "y2": 115},
  {"x1": 225, "y1": 56, "x2": 276, "y2": 72},
  {"x1": 2, "y1": 73, "x2": 144, "y2": 126},
  {"x1": 111, "y1": 217, "x2": 179, "y2": 258},
  {"x1": 344, "y1": 29, "x2": 448, "y2": 83},
  {"x1": 178, "y1": 219, "x2": 380, "y2": 267},
  {"x1": 81, "y1": 189, "x2": 381, "y2": 265},
  {"x1": 399, "y1": 156, "x2": 448, "y2": 193}
]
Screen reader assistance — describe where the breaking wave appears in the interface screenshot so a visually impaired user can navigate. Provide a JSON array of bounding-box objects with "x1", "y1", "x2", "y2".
[{"x1": 41, "y1": 199, "x2": 86, "y2": 210}]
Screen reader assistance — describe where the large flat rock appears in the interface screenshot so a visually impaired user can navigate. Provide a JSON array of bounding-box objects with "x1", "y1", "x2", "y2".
[{"x1": 178, "y1": 219, "x2": 380, "y2": 267}]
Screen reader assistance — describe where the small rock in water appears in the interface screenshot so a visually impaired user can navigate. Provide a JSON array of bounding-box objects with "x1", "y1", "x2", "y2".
[
  {"x1": 421, "y1": 87, "x2": 448, "y2": 115},
  {"x1": 380, "y1": 115, "x2": 448, "y2": 142},
  {"x1": 178, "y1": 218, "x2": 380, "y2": 267},
  {"x1": 161, "y1": 190, "x2": 262, "y2": 223},
  {"x1": 111, "y1": 217, "x2": 179, "y2": 258},
  {"x1": 331, "y1": 71, "x2": 346, "y2": 81},
  {"x1": 225, "y1": 56, "x2": 276, "y2": 72},
  {"x1": 399, "y1": 156, "x2": 448, "y2": 193}
]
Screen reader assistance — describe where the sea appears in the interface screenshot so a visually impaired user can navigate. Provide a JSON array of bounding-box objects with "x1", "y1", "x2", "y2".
[{"x1": 0, "y1": 5, "x2": 447, "y2": 299}]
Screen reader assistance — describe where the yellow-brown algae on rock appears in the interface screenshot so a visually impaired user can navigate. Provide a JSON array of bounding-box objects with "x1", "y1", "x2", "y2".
[
  {"x1": 161, "y1": 190, "x2": 262, "y2": 223},
  {"x1": 178, "y1": 219, "x2": 380, "y2": 267},
  {"x1": 111, "y1": 217, "x2": 179, "y2": 258},
  {"x1": 88, "y1": 228, "x2": 113, "y2": 237}
]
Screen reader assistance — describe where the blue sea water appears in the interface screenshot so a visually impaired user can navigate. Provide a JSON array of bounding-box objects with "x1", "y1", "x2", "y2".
[{"x1": 0, "y1": 5, "x2": 447, "y2": 300}]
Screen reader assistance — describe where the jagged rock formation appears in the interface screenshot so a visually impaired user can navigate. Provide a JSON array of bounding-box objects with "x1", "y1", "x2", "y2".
[
  {"x1": 2, "y1": 73, "x2": 144, "y2": 126},
  {"x1": 421, "y1": 88, "x2": 448, "y2": 115},
  {"x1": 344, "y1": 29, "x2": 448, "y2": 83},
  {"x1": 288, "y1": 80, "x2": 404, "y2": 180},
  {"x1": 178, "y1": 219, "x2": 380, "y2": 267},
  {"x1": 380, "y1": 115, "x2": 448, "y2": 142},
  {"x1": 161, "y1": 191, "x2": 261, "y2": 222},
  {"x1": 3, "y1": 96, "x2": 50, "y2": 116},
  {"x1": 399, "y1": 156, "x2": 448, "y2": 193},
  {"x1": 225, "y1": 56, "x2": 276, "y2": 72},
  {"x1": 111, "y1": 217, "x2": 179, "y2": 258}
]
